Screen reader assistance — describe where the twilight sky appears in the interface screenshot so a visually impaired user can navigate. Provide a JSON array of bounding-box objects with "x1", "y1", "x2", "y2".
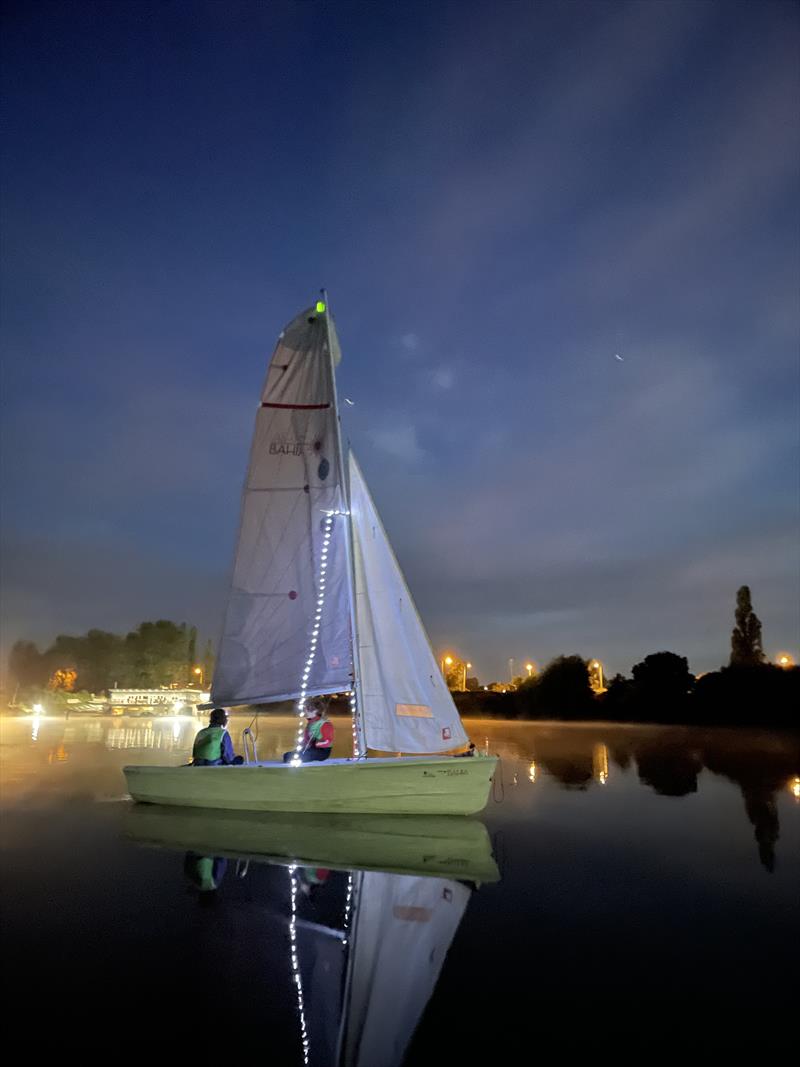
[{"x1": 2, "y1": 0, "x2": 798, "y2": 682}]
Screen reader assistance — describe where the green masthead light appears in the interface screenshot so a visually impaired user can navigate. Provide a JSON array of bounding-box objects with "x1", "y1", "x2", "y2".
[{"x1": 316, "y1": 301, "x2": 326, "y2": 314}]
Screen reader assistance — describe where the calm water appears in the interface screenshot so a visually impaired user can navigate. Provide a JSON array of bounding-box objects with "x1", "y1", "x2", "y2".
[{"x1": 1, "y1": 713, "x2": 798, "y2": 1059}]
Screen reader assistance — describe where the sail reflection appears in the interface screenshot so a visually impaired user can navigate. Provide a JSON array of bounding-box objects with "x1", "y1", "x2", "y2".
[{"x1": 126, "y1": 807, "x2": 497, "y2": 1066}]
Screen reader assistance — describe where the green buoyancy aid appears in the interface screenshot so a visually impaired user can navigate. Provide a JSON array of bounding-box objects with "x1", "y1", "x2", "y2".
[
  {"x1": 193, "y1": 856, "x2": 217, "y2": 891},
  {"x1": 193, "y1": 725, "x2": 226, "y2": 761},
  {"x1": 307, "y1": 717, "x2": 327, "y2": 744}
]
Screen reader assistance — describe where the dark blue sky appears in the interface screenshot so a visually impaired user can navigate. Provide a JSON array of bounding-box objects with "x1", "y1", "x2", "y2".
[{"x1": 2, "y1": 0, "x2": 798, "y2": 681}]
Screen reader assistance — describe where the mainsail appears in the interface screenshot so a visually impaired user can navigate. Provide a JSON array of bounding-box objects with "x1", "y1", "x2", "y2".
[
  {"x1": 349, "y1": 453, "x2": 468, "y2": 753},
  {"x1": 212, "y1": 306, "x2": 352, "y2": 706}
]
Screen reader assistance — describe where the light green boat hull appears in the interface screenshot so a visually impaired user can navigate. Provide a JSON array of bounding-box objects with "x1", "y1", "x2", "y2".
[
  {"x1": 125, "y1": 805, "x2": 499, "y2": 883},
  {"x1": 123, "y1": 755, "x2": 498, "y2": 816}
]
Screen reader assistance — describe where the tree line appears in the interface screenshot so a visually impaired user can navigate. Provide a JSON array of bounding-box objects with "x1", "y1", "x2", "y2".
[
  {"x1": 455, "y1": 587, "x2": 799, "y2": 728},
  {"x1": 8, "y1": 621, "x2": 215, "y2": 695},
  {"x1": 5, "y1": 586, "x2": 797, "y2": 727}
]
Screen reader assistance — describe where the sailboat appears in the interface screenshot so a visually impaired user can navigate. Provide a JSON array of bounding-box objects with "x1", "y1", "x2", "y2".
[{"x1": 124, "y1": 298, "x2": 497, "y2": 814}]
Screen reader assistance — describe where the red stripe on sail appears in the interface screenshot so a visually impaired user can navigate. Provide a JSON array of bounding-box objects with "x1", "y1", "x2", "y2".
[{"x1": 261, "y1": 402, "x2": 331, "y2": 410}]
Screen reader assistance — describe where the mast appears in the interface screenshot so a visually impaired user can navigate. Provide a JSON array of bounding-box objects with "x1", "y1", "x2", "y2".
[{"x1": 322, "y1": 290, "x2": 366, "y2": 757}]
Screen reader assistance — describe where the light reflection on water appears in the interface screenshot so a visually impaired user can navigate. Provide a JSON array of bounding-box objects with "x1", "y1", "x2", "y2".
[
  {"x1": 0, "y1": 714, "x2": 798, "y2": 1060},
  {"x1": 3, "y1": 714, "x2": 799, "y2": 870}
]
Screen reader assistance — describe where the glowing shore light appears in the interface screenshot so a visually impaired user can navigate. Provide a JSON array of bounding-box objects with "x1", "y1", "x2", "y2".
[
  {"x1": 593, "y1": 742, "x2": 609, "y2": 786},
  {"x1": 790, "y1": 776, "x2": 800, "y2": 800}
]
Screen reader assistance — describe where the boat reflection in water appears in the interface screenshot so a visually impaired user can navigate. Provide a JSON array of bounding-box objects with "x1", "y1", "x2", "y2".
[{"x1": 126, "y1": 807, "x2": 499, "y2": 1066}]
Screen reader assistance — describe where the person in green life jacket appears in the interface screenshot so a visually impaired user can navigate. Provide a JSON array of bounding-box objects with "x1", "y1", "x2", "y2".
[
  {"x1": 282, "y1": 700, "x2": 334, "y2": 763},
  {"x1": 184, "y1": 852, "x2": 228, "y2": 893},
  {"x1": 298, "y1": 866, "x2": 331, "y2": 898},
  {"x1": 192, "y1": 708, "x2": 244, "y2": 766}
]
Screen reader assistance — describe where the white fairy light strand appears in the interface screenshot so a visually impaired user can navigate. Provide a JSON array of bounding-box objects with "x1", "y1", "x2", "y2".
[
  {"x1": 322, "y1": 499, "x2": 362, "y2": 759},
  {"x1": 288, "y1": 865, "x2": 309, "y2": 1065},
  {"x1": 342, "y1": 872, "x2": 355, "y2": 946},
  {"x1": 292, "y1": 513, "x2": 335, "y2": 764},
  {"x1": 349, "y1": 689, "x2": 360, "y2": 759}
]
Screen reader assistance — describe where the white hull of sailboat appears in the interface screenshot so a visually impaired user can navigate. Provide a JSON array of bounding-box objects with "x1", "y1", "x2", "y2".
[{"x1": 124, "y1": 755, "x2": 498, "y2": 816}]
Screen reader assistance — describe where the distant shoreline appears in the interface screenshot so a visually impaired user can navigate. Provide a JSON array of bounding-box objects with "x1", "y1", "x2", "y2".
[{"x1": 3, "y1": 703, "x2": 798, "y2": 734}]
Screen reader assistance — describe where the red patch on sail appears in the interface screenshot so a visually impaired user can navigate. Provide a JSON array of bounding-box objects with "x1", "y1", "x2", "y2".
[{"x1": 442, "y1": 727, "x2": 451, "y2": 740}]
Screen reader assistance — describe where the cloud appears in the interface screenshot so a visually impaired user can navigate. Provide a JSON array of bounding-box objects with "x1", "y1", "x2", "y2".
[
  {"x1": 2, "y1": 2, "x2": 797, "y2": 685},
  {"x1": 1, "y1": 378, "x2": 250, "y2": 540},
  {"x1": 431, "y1": 368, "x2": 454, "y2": 390},
  {"x1": 368, "y1": 424, "x2": 424, "y2": 462}
]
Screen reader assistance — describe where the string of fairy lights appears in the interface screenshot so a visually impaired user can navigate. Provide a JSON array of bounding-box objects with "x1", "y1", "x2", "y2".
[
  {"x1": 292, "y1": 507, "x2": 363, "y2": 763},
  {"x1": 289, "y1": 870, "x2": 355, "y2": 1063},
  {"x1": 348, "y1": 688, "x2": 361, "y2": 759},
  {"x1": 288, "y1": 865, "x2": 309, "y2": 1066},
  {"x1": 291, "y1": 512, "x2": 335, "y2": 764},
  {"x1": 342, "y1": 872, "x2": 355, "y2": 946}
]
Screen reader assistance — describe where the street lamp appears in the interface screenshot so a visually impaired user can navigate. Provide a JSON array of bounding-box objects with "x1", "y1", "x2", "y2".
[
  {"x1": 193, "y1": 666, "x2": 203, "y2": 685},
  {"x1": 589, "y1": 659, "x2": 604, "y2": 693},
  {"x1": 525, "y1": 662, "x2": 534, "y2": 678},
  {"x1": 460, "y1": 657, "x2": 473, "y2": 691},
  {"x1": 776, "y1": 653, "x2": 794, "y2": 669},
  {"x1": 440, "y1": 655, "x2": 453, "y2": 684}
]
